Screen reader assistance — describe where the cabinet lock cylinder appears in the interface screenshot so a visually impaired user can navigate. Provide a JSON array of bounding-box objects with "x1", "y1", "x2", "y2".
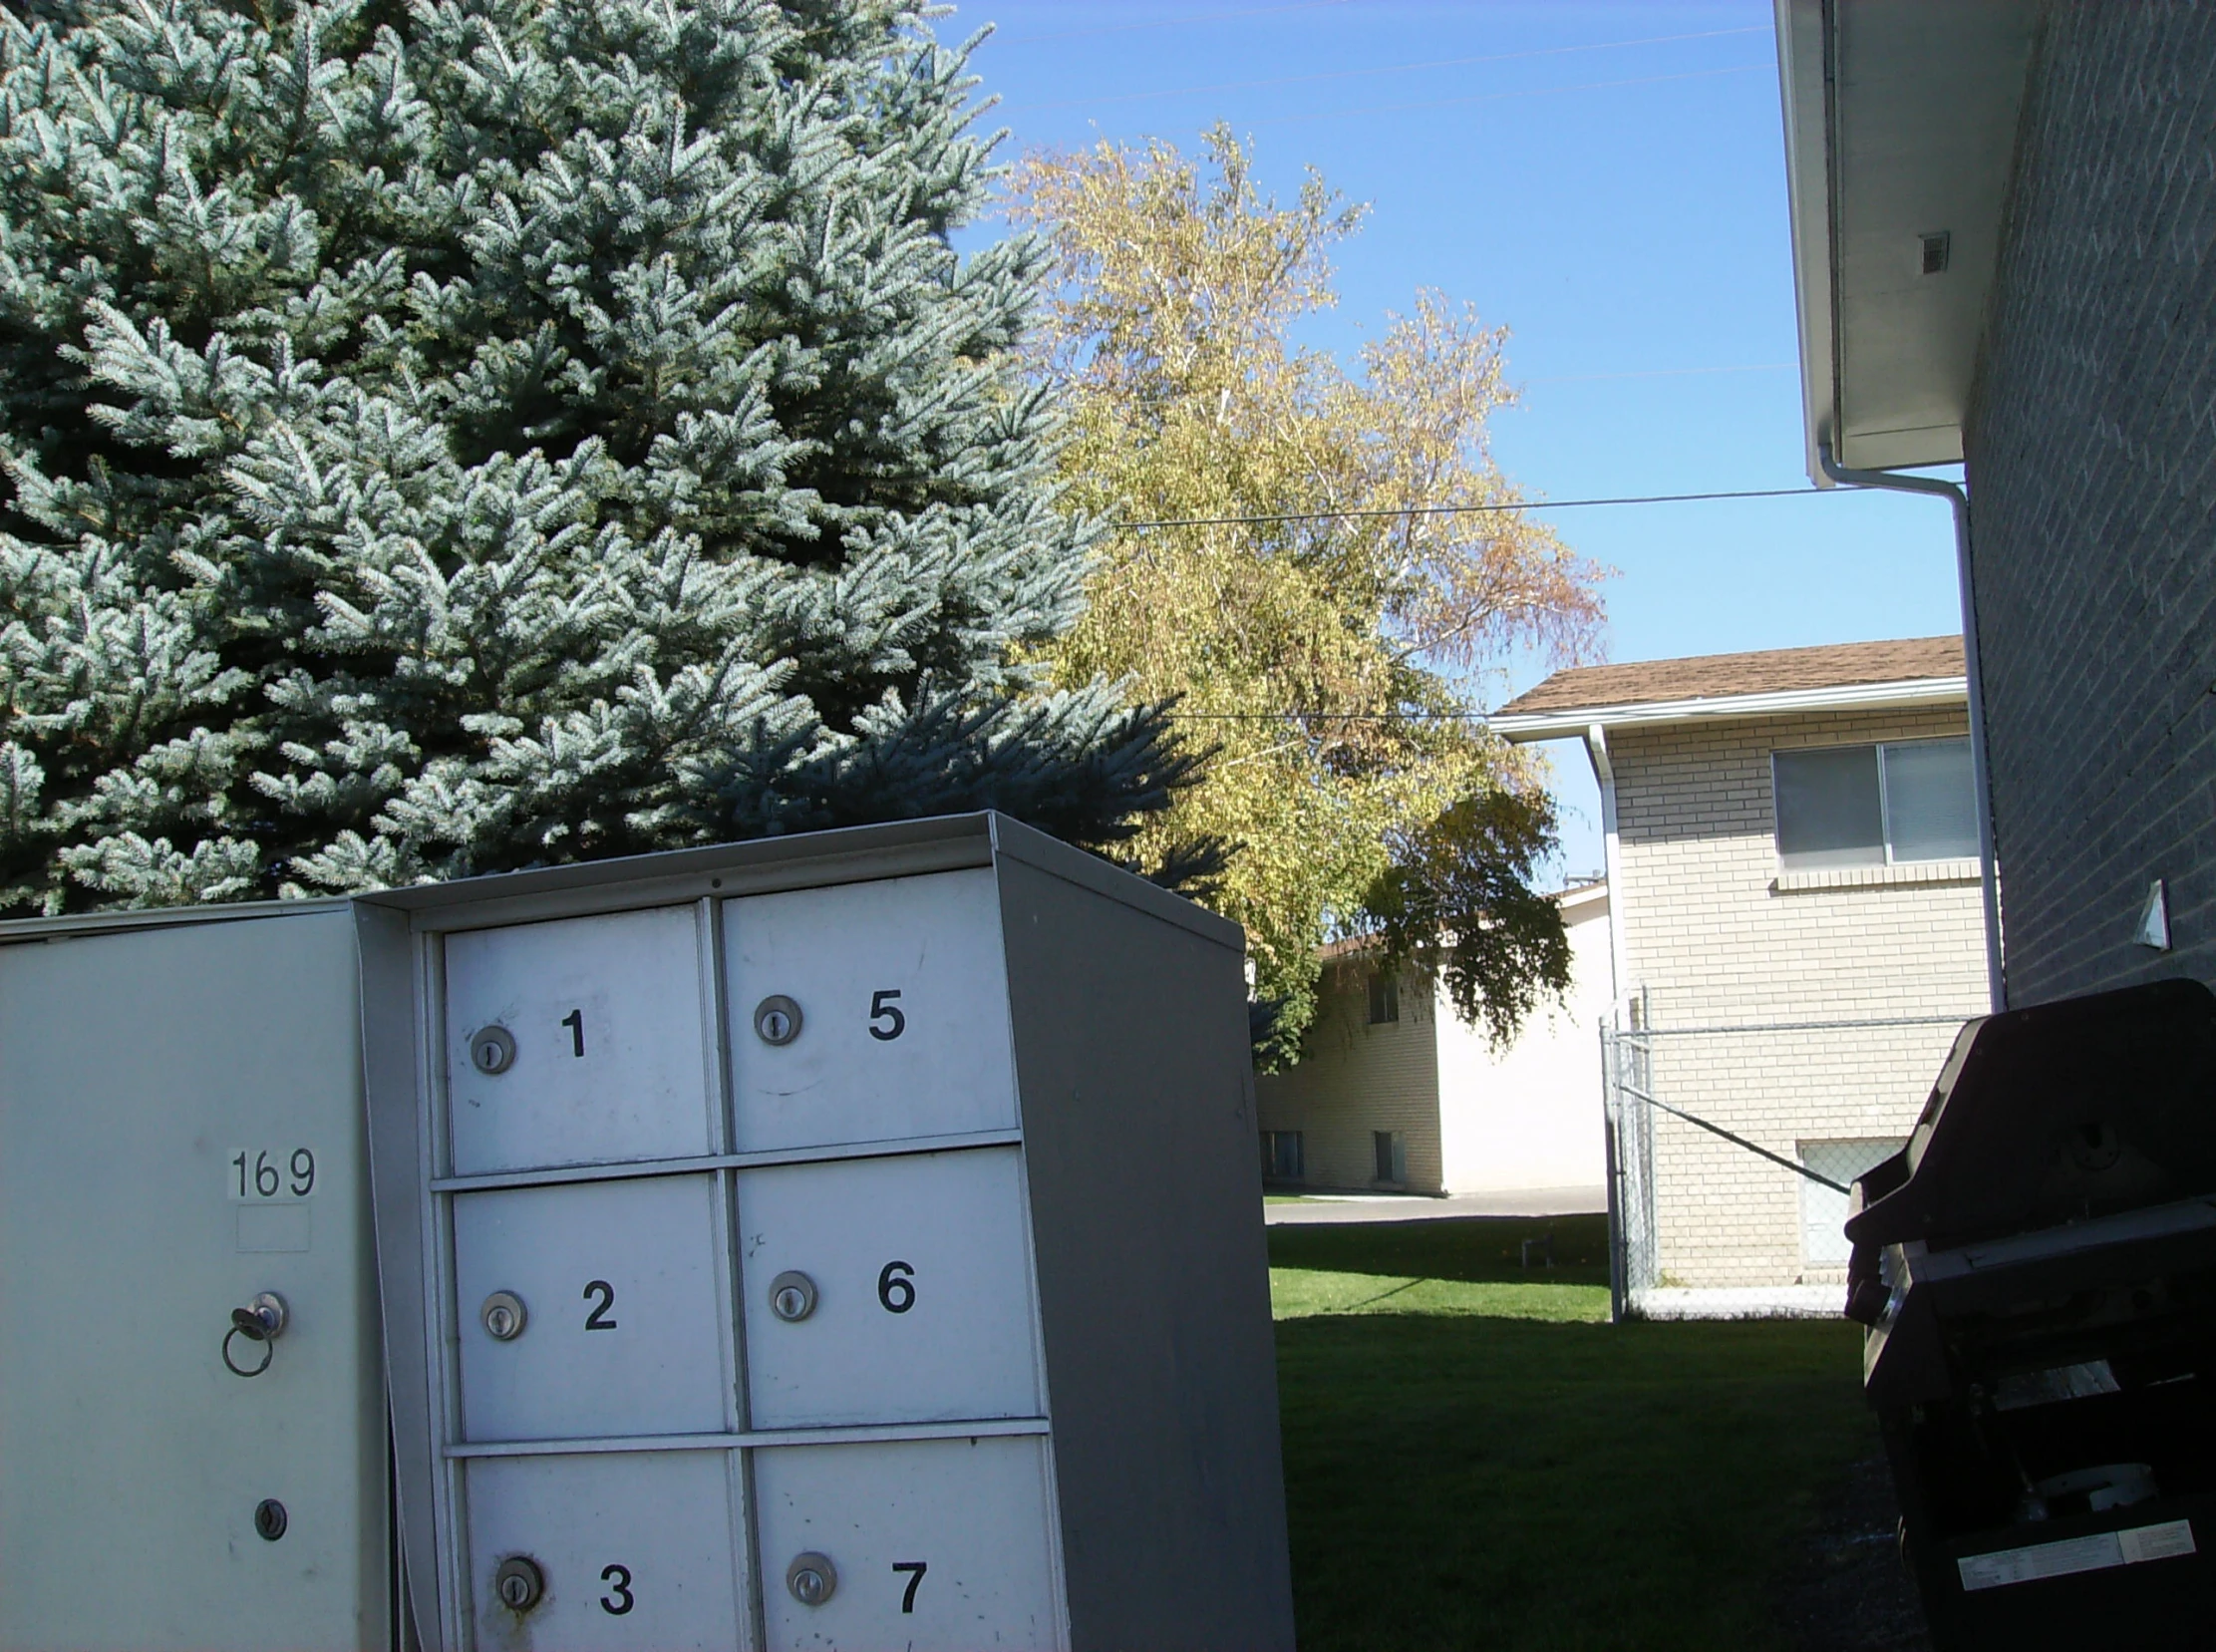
[{"x1": 788, "y1": 1552, "x2": 837, "y2": 1606}]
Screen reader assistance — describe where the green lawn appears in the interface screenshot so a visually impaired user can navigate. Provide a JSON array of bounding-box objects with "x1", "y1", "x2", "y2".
[{"x1": 1268, "y1": 1216, "x2": 1875, "y2": 1651}]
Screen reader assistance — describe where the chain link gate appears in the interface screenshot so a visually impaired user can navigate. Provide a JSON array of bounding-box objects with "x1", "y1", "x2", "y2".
[
  {"x1": 1600, "y1": 1010, "x2": 1981, "y2": 1320},
  {"x1": 1600, "y1": 1023, "x2": 1658, "y2": 1321}
]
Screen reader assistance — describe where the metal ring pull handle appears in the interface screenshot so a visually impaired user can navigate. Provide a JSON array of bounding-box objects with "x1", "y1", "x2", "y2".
[
  {"x1": 221, "y1": 1325, "x2": 274, "y2": 1377},
  {"x1": 221, "y1": 1292, "x2": 289, "y2": 1379}
]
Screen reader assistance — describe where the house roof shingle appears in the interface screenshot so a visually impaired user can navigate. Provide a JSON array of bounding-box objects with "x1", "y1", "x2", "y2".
[{"x1": 1495, "y1": 635, "x2": 1965, "y2": 719}]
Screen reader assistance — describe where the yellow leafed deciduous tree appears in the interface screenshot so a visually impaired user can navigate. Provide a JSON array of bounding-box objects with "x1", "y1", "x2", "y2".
[{"x1": 1009, "y1": 128, "x2": 1606, "y2": 1063}]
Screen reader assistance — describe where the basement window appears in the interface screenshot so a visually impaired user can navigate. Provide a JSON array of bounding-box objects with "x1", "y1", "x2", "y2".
[
  {"x1": 1799, "y1": 1139, "x2": 1906, "y2": 1266},
  {"x1": 1773, "y1": 738, "x2": 1978, "y2": 869}
]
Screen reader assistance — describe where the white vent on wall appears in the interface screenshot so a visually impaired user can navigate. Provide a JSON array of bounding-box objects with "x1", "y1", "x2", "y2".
[{"x1": 2137, "y1": 879, "x2": 2171, "y2": 951}]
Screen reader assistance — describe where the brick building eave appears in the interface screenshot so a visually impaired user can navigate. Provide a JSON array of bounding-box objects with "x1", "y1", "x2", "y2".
[{"x1": 1490, "y1": 676, "x2": 1968, "y2": 743}]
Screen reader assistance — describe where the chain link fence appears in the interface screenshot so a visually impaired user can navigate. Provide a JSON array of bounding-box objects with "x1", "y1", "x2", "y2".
[{"x1": 1601, "y1": 1006, "x2": 1979, "y2": 1320}]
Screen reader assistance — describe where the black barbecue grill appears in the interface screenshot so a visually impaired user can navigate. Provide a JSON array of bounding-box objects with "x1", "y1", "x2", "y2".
[{"x1": 1846, "y1": 977, "x2": 2216, "y2": 1648}]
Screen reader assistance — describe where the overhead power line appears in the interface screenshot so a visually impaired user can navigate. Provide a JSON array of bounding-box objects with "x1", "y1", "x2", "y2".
[
  {"x1": 997, "y1": 0, "x2": 1356, "y2": 48},
  {"x1": 999, "y1": 24, "x2": 1769, "y2": 113},
  {"x1": 1117, "y1": 486, "x2": 1826, "y2": 530},
  {"x1": 1169, "y1": 709, "x2": 1490, "y2": 720},
  {"x1": 1131, "y1": 480, "x2": 1889, "y2": 724},
  {"x1": 1525, "y1": 362, "x2": 1794, "y2": 386},
  {"x1": 1249, "y1": 62, "x2": 1772, "y2": 128}
]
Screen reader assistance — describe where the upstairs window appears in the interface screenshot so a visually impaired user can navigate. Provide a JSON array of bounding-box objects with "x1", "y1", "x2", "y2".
[
  {"x1": 1772, "y1": 738, "x2": 1978, "y2": 869},
  {"x1": 1367, "y1": 972, "x2": 1400, "y2": 1024}
]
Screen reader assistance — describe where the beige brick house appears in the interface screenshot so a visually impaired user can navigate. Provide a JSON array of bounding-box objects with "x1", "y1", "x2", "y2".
[
  {"x1": 1254, "y1": 879, "x2": 1612, "y2": 1201},
  {"x1": 1492, "y1": 637, "x2": 1993, "y2": 1312}
]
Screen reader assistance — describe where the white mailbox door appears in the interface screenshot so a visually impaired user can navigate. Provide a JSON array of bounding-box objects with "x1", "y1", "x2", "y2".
[
  {"x1": 738, "y1": 1150, "x2": 1043, "y2": 1429},
  {"x1": 453, "y1": 1176, "x2": 731, "y2": 1442},
  {"x1": 756, "y1": 1436, "x2": 1063, "y2": 1652},
  {"x1": 465, "y1": 1451, "x2": 744, "y2": 1651},
  {"x1": 446, "y1": 905, "x2": 714, "y2": 1175},
  {"x1": 724, "y1": 870, "x2": 1019, "y2": 1153}
]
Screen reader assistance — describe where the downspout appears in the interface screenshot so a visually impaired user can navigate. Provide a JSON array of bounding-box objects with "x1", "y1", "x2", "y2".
[
  {"x1": 1817, "y1": 442, "x2": 2006, "y2": 1012},
  {"x1": 1583, "y1": 723, "x2": 1631, "y2": 1019},
  {"x1": 1585, "y1": 720, "x2": 1633, "y2": 1325}
]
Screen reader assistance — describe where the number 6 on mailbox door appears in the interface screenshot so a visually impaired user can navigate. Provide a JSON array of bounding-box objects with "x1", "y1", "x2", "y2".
[{"x1": 737, "y1": 1149, "x2": 1042, "y2": 1430}]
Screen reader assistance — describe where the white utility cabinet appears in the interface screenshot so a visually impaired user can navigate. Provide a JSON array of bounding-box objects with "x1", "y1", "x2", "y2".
[
  {"x1": 359, "y1": 811, "x2": 1297, "y2": 1651},
  {"x1": 0, "y1": 901, "x2": 393, "y2": 1652}
]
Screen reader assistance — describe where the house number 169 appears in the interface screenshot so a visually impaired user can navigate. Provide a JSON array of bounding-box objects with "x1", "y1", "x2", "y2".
[{"x1": 229, "y1": 1149, "x2": 316, "y2": 1199}]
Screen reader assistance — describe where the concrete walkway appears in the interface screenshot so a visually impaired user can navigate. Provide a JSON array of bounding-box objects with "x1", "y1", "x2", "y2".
[
  {"x1": 1263, "y1": 1186, "x2": 1606, "y2": 1224},
  {"x1": 1632, "y1": 1284, "x2": 1843, "y2": 1320}
]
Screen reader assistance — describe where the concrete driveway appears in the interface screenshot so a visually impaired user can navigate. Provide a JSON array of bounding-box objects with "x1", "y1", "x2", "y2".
[{"x1": 1263, "y1": 1186, "x2": 1606, "y2": 1224}]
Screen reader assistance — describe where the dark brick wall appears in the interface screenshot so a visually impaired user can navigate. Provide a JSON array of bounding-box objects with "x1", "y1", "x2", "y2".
[{"x1": 1963, "y1": 0, "x2": 2216, "y2": 1007}]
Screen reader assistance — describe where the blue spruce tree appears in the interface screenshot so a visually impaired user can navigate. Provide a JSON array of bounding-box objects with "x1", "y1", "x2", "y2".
[{"x1": 0, "y1": 0, "x2": 1192, "y2": 912}]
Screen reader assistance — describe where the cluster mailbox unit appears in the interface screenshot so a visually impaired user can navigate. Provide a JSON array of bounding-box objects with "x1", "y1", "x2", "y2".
[{"x1": 0, "y1": 813, "x2": 1296, "y2": 1652}]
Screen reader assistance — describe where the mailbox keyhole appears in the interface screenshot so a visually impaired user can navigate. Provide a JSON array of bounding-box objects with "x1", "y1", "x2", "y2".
[
  {"x1": 494, "y1": 1555, "x2": 545, "y2": 1613},
  {"x1": 787, "y1": 1551, "x2": 836, "y2": 1606},
  {"x1": 754, "y1": 995, "x2": 802, "y2": 1047},
  {"x1": 253, "y1": 1498, "x2": 287, "y2": 1541},
  {"x1": 471, "y1": 1025, "x2": 517, "y2": 1076},
  {"x1": 770, "y1": 1270, "x2": 817, "y2": 1322},
  {"x1": 481, "y1": 1290, "x2": 527, "y2": 1341}
]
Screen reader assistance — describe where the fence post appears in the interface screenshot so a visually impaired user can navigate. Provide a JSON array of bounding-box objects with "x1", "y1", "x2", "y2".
[{"x1": 1601, "y1": 1024, "x2": 1627, "y2": 1323}]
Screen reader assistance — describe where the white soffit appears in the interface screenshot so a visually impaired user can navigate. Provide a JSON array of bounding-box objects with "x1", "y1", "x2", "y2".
[
  {"x1": 1557, "y1": 880, "x2": 1610, "y2": 918},
  {"x1": 1488, "y1": 675, "x2": 1968, "y2": 741},
  {"x1": 1776, "y1": 0, "x2": 2040, "y2": 483}
]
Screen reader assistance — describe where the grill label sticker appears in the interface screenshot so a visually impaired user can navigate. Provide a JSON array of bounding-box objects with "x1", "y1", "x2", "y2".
[{"x1": 1958, "y1": 1519, "x2": 2196, "y2": 1592}]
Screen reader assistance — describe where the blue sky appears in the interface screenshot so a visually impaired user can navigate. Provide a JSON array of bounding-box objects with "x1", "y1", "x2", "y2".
[{"x1": 952, "y1": 0, "x2": 1966, "y2": 876}]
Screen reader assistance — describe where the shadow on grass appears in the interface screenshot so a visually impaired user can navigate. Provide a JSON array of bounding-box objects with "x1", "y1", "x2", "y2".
[
  {"x1": 1271, "y1": 1268, "x2": 1611, "y2": 1322},
  {"x1": 1268, "y1": 1212, "x2": 1614, "y2": 1288},
  {"x1": 1271, "y1": 1222, "x2": 1876, "y2": 1651}
]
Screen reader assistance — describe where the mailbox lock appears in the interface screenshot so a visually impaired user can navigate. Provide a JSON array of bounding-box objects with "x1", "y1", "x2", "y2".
[
  {"x1": 787, "y1": 1551, "x2": 837, "y2": 1606},
  {"x1": 221, "y1": 1291, "x2": 289, "y2": 1378},
  {"x1": 470, "y1": 1024, "x2": 518, "y2": 1075},
  {"x1": 253, "y1": 1498, "x2": 288, "y2": 1541},
  {"x1": 769, "y1": 1270, "x2": 817, "y2": 1323},
  {"x1": 480, "y1": 1290, "x2": 527, "y2": 1341},
  {"x1": 494, "y1": 1555, "x2": 545, "y2": 1613},
  {"x1": 754, "y1": 995, "x2": 802, "y2": 1046}
]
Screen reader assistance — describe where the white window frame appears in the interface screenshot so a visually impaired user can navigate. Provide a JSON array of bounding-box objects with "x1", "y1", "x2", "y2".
[{"x1": 1770, "y1": 737, "x2": 1973, "y2": 869}]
